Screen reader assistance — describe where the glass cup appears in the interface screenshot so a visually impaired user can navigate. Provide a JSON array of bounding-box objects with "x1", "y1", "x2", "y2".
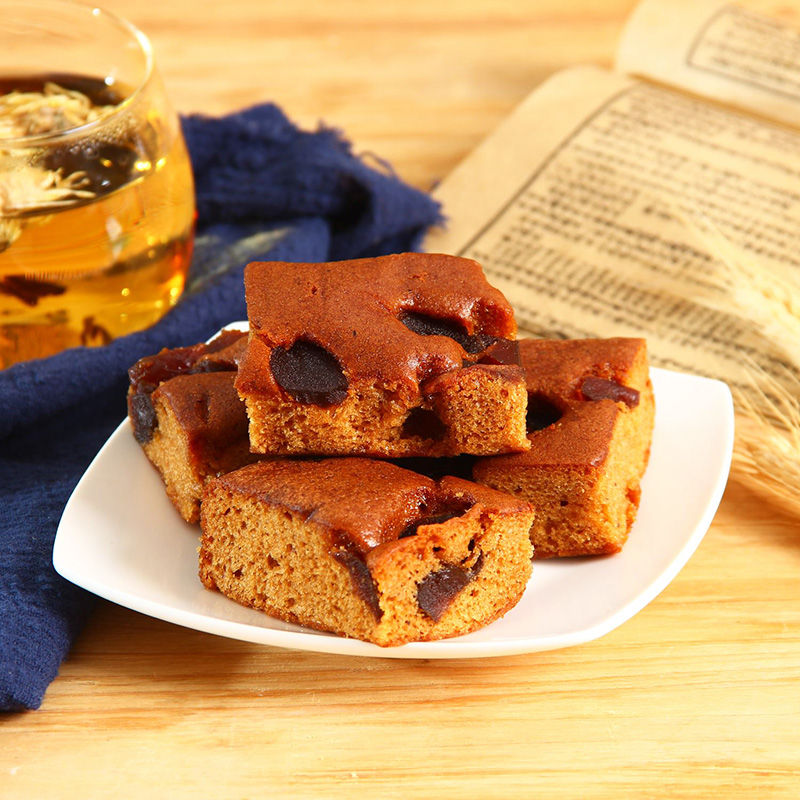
[{"x1": 0, "y1": 0, "x2": 195, "y2": 367}]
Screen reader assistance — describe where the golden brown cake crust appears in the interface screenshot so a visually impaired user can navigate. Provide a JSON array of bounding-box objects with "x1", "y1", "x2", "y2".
[
  {"x1": 235, "y1": 253, "x2": 530, "y2": 457},
  {"x1": 127, "y1": 329, "x2": 259, "y2": 523},
  {"x1": 472, "y1": 337, "x2": 655, "y2": 558},
  {"x1": 214, "y1": 459, "x2": 437, "y2": 553},
  {"x1": 237, "y1": 253, "x2": 517, "y2": 395},
  {"x1": 199, "y1": 458, "x2": 535, "y2": 646},
  {"x1": 152, "y1": 372, "x2": 255, "y2": 476},
  {"x1": 477, "y1": 336, "x2": 651, "y2": 469},
  {"x1": 518, "y1": 337, "x2": 646, "y2": 397},
  {"x1": 213, "y1": 458, "x2": 529, "y2": 554}
]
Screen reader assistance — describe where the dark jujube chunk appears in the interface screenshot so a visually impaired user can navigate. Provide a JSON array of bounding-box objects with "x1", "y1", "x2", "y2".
[
  {"x1": 460, "y1": 333, "x2": 500, "y2": 355},
  {"x1": 127, "y1": 331, "x2": 246, "y2": 443},
  {"x1": 398, "y1": 511, "x2": 464, "y2": 539},
  {"x1": 127, "y1": 344, "x2": 209, "y2": 445},
  {"x1": 128, "y1": 331, "x2": 244, "y2": 394},
  {"x1": 332, "y1": 550, "x2": 382, "y2": 620},
  {"x1": 581, "y1": 377, "x2": 640, "y2": 408},
  {"x1": 416, "y1": 563, "x2": 472, "y2": 621},
  {"x1": 270, "y1": 340, "x2": 348, "y2": 406},
  {"x1": 477, "y1": 339, "x2": 521, "y2": 366},
  {"x1": 400, "y1": 311, "x2": 467, "y2": 342},
  {"x1": 128, "y1": 344, "x2": 207, "y2": 395},
  {"x1": 128, "y1": 392, "x2": 157, "y2": 445},
  {"x1": 401, "y1": 407, "x2": 447, "y2": 441},
  {"x1": 399, "y1": 311, "x2": 499, "y2": 355},
  {"x1": 526, "y1": 393, "x2": 563, "y2": 433}
]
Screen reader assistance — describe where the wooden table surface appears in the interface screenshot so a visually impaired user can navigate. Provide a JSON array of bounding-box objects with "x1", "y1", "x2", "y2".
[{"x1": 3, "y1": 1, "x2": 800, "y2": 797}]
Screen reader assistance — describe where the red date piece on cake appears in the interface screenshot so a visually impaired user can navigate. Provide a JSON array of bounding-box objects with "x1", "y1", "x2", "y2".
[
  {"x1": 235, "y1": 253, "x2": 530, "y2": 457},
  {"x1": 127, "y1": 330, "x2": 258, "y2": 524},
  {"x1": 269, "y1": 340, "x2": 348, "y2": 405},
  {"x1": 581, "y1": 376, "x2": 640, "y2": 408},
  {"x1": 199, "y1": 458, "x2": 534, "y2": 646},
  {"x1": 472, "y1": 338, "x2": 655, "y2": 559}
]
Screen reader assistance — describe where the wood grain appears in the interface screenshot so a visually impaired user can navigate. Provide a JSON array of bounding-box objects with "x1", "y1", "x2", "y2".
[{"x1": 2, "y1": 1, "x2": 799, "y2": 797}]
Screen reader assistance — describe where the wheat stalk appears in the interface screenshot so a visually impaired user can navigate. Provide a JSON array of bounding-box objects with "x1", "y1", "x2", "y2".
[
  {"x1": 679, "y1": 211, "x2": 800, "y2": 512},
  {"x1": 732, "y1": 364, "x2": 800, "y2": 517},
  {"x1": 686, "y1": 216, "x2": 800, "y2": 363}
]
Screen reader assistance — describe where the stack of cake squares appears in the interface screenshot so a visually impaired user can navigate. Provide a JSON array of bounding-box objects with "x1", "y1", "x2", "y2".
[{"x1": 128, "y1": 252, "x2": 654, "y2": 645}]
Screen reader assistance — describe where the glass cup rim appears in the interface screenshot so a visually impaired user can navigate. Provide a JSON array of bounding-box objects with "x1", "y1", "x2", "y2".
[{"x1": 0, "y1": 0, "x2": 155, "y2": 146}]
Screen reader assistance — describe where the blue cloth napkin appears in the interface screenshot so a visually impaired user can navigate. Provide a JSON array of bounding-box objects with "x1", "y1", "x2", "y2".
[{"x1": 0, "y1": 103, "x2": 442, "y2": 711}]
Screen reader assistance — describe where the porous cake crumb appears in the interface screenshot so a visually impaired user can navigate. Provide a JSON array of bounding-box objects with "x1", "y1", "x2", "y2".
[
  {"x1": 235, "y1": 253, "x2": 530, "y2": 457},
  {"x1": 199, "y1": 458, "x2": 535, "y2": 646}
]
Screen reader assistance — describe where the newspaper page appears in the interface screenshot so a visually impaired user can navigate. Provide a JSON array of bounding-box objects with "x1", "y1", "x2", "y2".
[
  {"x1": 424, "y1": 58, "x2": 800, "y2": 393},
  {"x1": 618, "y1": 0, "x2": 800, "y2": 129}
]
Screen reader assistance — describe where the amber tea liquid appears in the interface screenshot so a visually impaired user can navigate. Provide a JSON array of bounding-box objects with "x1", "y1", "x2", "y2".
[{"x1": 0, "y1": 75, "x2": 194, "y2": 368}]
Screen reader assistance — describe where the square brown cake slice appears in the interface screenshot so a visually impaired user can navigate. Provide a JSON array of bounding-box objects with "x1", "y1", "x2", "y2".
[
  {"x1": 198, "y1": 458, "x2": 535, "y2": 646},
  {"x1": 235, "y1": 252, "x2": 530, "y2": 458},
  {"x1": 471, "y1": 338, "x2": 655, "y2": 558},
  {"x1": 127, "y1": 330, "x2": 260, "y2": 523}
]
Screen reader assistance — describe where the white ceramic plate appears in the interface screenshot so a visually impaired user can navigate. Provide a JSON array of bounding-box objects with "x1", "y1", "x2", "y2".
[{"x1": 54, "y1": 335, "x2": 734, "y2": 659}]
